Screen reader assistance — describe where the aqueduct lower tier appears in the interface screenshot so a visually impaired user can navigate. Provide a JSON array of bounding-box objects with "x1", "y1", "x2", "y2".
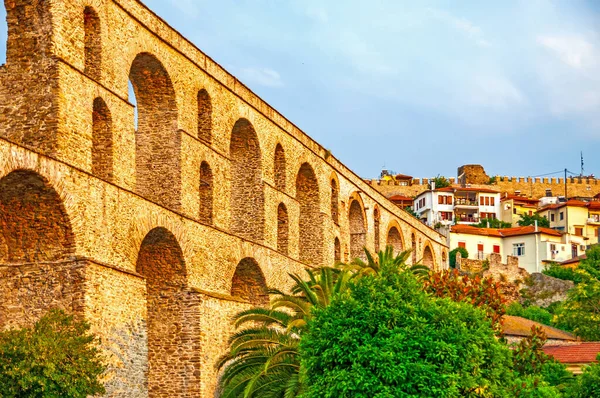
[{"x1": 0, "y1": 0, "x2": 447, "y2": 396}]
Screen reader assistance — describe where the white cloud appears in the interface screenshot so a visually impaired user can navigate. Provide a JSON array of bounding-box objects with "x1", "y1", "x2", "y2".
[
  {"x1": 537, "y1": 35, "x2": 598, "y2": 70},
  {"x1": 467, "y1": 75, "x2": 527, "y2": 110},
  {"x1": 427, "y1": 8, "x2": 491, "y2": 47},
  {"x1": 237, "y1": 67, "x2": 284, "y2": 88}
]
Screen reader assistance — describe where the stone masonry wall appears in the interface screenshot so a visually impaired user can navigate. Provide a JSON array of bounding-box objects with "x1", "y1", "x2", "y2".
[{"x1": 0, "y1": 0, "x2": 448, "y2": 395}]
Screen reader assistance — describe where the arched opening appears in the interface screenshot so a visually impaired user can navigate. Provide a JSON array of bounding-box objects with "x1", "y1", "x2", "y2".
[
  {"x1": 83, "y1": 7, "x2": 101, "y2": 80},
  {"x1": 231, "y1": 258, "x2": 268, "y2": 306},
  {"x1": 334, "y1": 237, "x2": 341, "y2": 263},
  {"x1": 411, "y1": 233, "x2": 417, "y2": 264},
  {"x1": 92, "y1": 97, "x2": 113, "y2": 181},
  {"x1": 129, "y1": 53, "x2": 180, "y2": 209},
  {"x1": 277, "y1": 203, "x2": 288, "y2": 255},
  {"x1": 197, "y1": 89, "x2": 212, "y2": 143},
  {"x1": 442, "y1": 251, "x2": 447, "y2": 267},
  {"x1": 373, "y1": 208, "x2": 380, "y2": 253},
  {"x1": 423, "y1": 244, "x2": 435, "y2": 269},
  {"x1": 230, "y1": 119, "x2": 264, "y2": 242},
  {"x1": 199, "y1": 161, "x2": 213, "y2": 224},
  {"x1": 136, "y1": 227, "x2": 199, "y2": 397},
  {"x1": 387, "y1": 226, "x2": 403, "y2": 255},
  {"x1": 331, "y1": 178, "x2": 339, "y2": 224},
  {"x1": 349, "y1": 199, "x2": 366, "y2": 260},
  {"x1": 274, "y1": 143, "x2": 286, "y2": 191},
  {"x1": 296, "y1": 163, "x2": 322, "y2": 265},
  {"x1": 0, "y1": 170, "x2": 75, "y2": 263}
]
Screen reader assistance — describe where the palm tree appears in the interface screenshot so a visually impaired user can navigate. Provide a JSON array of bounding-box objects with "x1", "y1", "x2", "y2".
[
  {"x1": 216, "y1": 247, "x2": 420, "y2": 397},
  {"x1": 216, "y1": 267, "x2": 350, "y2": 398},
  {"x1": 341, "y1": 245, "x2": 430, "y2": 280}
]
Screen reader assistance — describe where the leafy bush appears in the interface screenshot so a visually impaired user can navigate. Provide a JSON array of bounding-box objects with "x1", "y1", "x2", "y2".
[
  {"x1": 555, "y1": 278, "x2": 600, "y2": 341},
  {"x1": 518, "y1": 213, "x2": 550, "y2": 228},
  {"x1": 0, "y1": 309, "x2": 106, "y2": 398},
  {"x1": 565, "y1": 355, "x2": 600, "y2": 398},
  {"x1": 474, "y1": 218, "x2": 512, "y2": 229},
  {"x1": 542, "y1": 264, "x2": 586, "y2": 284},
  {"x1": 506, "y1": 302, "x2": 554, "y2": 327},
  {"x1": 300, "y1": 267, "x2": 514, "y2": 397},
  {"x1": 449, "y1": 247, "x2": 468, "y2": 268},
  {"x1": 432, "y1": 175, "x2": 451, "y2": 188}
]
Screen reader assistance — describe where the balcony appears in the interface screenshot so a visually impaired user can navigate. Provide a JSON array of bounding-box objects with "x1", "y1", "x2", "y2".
[
  {"x1": 588, "y1": 215, "x2": 600, "y2": 225},
  {"x1": 456, "y1": 215, "x2": 478, "y2": 224},
  {"x1": 454, "y1": 198, "x2": 478, "y2": 208}
]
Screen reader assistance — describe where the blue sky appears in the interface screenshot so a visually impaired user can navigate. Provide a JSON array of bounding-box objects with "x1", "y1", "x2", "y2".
[{"x1": 2, "y1": 1, "x2": 600, "y2": 179}]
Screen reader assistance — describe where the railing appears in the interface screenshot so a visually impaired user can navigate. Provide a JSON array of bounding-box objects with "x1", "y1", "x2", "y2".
[
  {"x1": 588, "y1": 216, "x2": 600, "y2": 224},
  {"x1": 456, "y1": 216, "x2": 478, "y2": 223},
  {"x1": 454, "y1": 198, "x2": 478, "y2": 206}
]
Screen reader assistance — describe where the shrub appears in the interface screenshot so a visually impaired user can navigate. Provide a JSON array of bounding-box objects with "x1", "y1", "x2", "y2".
[
  {"x1": 300, "y1": 268, "x2": 513, "y2": 397},
  {"x1": 542, "y1": 264, "x2": 586, "y2": 284},
  {"x1": 449, "y1": 247, "x2": 468, "y2": 268},
  {"x1": 506, "y1": 302, "x2": 554, "y2": 327},
  {"x1": 565, "y1": 355, "x2": 600, "y2": 398},
  {"x1": 0, "y1": 310, "x2": 106, "y2": 398}
]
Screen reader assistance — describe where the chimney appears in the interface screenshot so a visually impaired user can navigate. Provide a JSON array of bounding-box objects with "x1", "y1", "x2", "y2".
[
  {"x1": 431, "y1": 181, "x2": 435, "y2": 191},
  {"x1": 534, "y1": 220, "x2": 538, "y2": 232}
]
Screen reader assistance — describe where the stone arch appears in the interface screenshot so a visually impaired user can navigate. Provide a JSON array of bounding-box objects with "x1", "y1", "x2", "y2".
[
  {"x1": 197, "y1": 89, "x2": 212, "y2": 143},
  {"x1": 411, "y1": 232, "x2": 417, "y2": 264},
  {"x1": 349, "y1": 196, "x2": 367, "y2": 260},
  {"x1": 230, "y1": 118, "x2": 264, "y2": 242},
  {"x1": 136, "y1": 227, "x2": 199, "y2": 397},
  {"x1": 129, "y1": 52, "x2": 180, "y2": 209},
  {"x1": 373, "y1": 207, "x2": 381, "y2": 253},
  {"x1": 387, "y1": 225, "x2": 404, "y2": 255},
  {"x1": 296, "y1": 163, "x2": 322, "y2": 265},
  {"x1": 334, "y1": 237, "x2": 341, "y2": 263},
  {"x1": 274, "y1": 143, "x2": 286, "y2": 191},
  {"x1": 277, "y1": 203, "x2": 289, "y2": 255},
  {"x1": 91, "y1": 97, "x2": 113, "y2": 181},
  {"x1": 231, "y1": 258, "x2": 268, "y2": 306},
  {"x1": 423, "y1": 243, "x2": 435, "y2": 269},
  {"x1": 0, "y1": 170, "x2": 75, "y2": 263},
  {"x1": 330, "y1": 176, "x2": 339, "y2": 224},
  {"x1": 199, "y1": 161, "x2": 213, "y2": 224},
  {"x1": 83, "y1": 6, "x2": 101, "y2": 80}
]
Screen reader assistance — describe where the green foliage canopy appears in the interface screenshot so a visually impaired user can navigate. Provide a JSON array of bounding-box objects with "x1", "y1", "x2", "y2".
[
  {"x1": 448, "y1": 247, "x2": 468, "y2": 268},
  {"x1": 474, "y1": 218, "x2": 512, "y2": 229},
  {"x1": 0, "y1": 309, "x2": 106, "y2": 398},
  {"x1": 518, "y1": 213, "x2": 550, "y2": 228},
  {"x1": 300, "y1": 266, "x2": 514, "y2": 397}
]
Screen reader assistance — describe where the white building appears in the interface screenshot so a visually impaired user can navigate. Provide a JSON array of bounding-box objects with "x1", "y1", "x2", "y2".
[
  {"x1": 449, "y1": 224, "x2": 588, "y2": 274},
  {"x1": 414, "y1": 186, "x2": 501, "y2": 227}
]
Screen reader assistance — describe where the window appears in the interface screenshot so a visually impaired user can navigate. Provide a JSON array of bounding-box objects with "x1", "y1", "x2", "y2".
[
  {"x1": 485, "y1": 197, "x2": 490, "y2": 206},
  {"x1": 529, "y1": 211, "x2": 533, "y2": 216},
  {"x1": 458, "y1": 242, "x2": 466, "y2": 249},
  {"x1": 575, "y1": 227, "x2": 583, "y2": 237},
  {"x1": 438, "y1": 195, "x2": 443, "y2": 205},
  {"x1": 560, "y1": 212, "x2": 564, "y2": 221},
  {"x1": 477, "y1": 244, "x2": 484, "y2": 259},
  {"x1": 551, "y1": 213, "x2": 555, "y2": 222},
  {"x1": 490, "y1": 197, "x2": 495, "y2": 206},
  {"x1": 513, "y1": 243, "x2": 525, "y2": 256},
  {"x1": 441, "y1": 212, "x2": 452, "y2": 221},
  {"x1": 596, "y1": 228, "x2": 599, "y2": 238},
  {"x1": 493, "y1": 245, "x2": 500, "y2": 254},
  {"x1": 550, "y1": 243, "x2": 557, "y2": 259},
  {"x1": 480, "y1": 196, "x2": 484, "y2": 205}
]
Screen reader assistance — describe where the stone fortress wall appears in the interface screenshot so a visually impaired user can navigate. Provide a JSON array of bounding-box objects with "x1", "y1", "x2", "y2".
[
  {"x1": 370, "y1": 164, "x2": 600, "y2": 199},
  {"x1": 0, "y1": 0, "x2": 447, "y2": 396}
]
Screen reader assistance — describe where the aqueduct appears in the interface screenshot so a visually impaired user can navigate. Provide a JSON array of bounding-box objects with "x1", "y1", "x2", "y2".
[{"x1": 0, "y1": 0, "x2": 447, "y2": 396}]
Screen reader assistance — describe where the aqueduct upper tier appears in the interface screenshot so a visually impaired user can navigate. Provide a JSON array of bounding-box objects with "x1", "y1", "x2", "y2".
[{"x1": 0, "y1": 0, "x2": 447, "y2": 396}]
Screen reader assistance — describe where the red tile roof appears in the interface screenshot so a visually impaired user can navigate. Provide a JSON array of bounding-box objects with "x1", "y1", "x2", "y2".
[
  {"x1": 388, "y1": 195, "x2": 413, "y2": 201},
  {"x1": 501, "y1": 195, "x2": 540, "y2": 204},
  {"x1": 543, "y1": 343, "x2": 600, "y2": 364},
  {"x1": 451, "y1": 225, "x2": 562, "y2": 238},
  {"x1": 394, "y1": 174, "x2": 413, "y2": 180},
  {"x1": 539, "y1": 200, "x2": 589, "y2": 211},
  {"x1": 503, "y1": 315, "x2": 577, "y2": 341},
  {"x1": 587, "y1": 201, "x2": 600, "y2": 210},
  {"x1": 560, "y1": 254, "x2": 587, "y2": 265}
]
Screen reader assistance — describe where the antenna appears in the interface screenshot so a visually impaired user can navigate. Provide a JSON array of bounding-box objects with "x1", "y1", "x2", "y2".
[{"x1": 581, "y1": 151, "x2": 584, "y2": 177}]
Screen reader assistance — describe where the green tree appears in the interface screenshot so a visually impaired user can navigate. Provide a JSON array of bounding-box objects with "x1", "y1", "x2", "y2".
[
  {"x1": 404, "y1": 205, "x2": 419, "y2": 219},
  {"x1": 432, "y1": 175, "x2": 451, "y2": 188},
  {"x1": 518, "y1": 213, "x2": 550, "y2": 228},
  {"x1": 449, "y1": 247, "x2": 469, "y2": 268},
  {"x1": 0, "y1": 309, "x2": 106, "y2": 398},
  {"x1": 565, "y1": 354, "x2": 600, "y2": 398},
  {"x1": 474, "y1": 218, "x2": 512, "y2": 229},
  {"x1": 506, "y1": 302, "x2": 555, "y2": 327},
  {"x1": 300, "y1": 265, "x2": 514, "y2": 397},
  {"x1": 555, "y1": 246, "x2": 600, "y2": 341},
  {"x1": 542, "y1": 263, "x2": 586, "y2": 284}
]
